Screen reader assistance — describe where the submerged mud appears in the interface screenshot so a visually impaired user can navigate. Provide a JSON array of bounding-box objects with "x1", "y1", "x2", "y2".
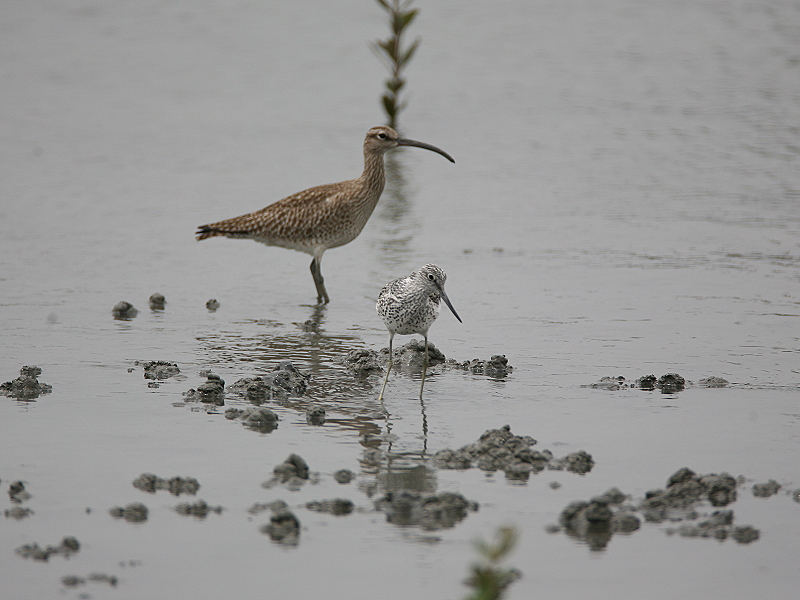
[{"x1": 2, "y1": 343, "x2": 789, "y2": 595}]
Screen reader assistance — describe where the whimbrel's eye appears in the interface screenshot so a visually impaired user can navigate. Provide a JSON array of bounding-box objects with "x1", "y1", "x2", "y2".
[
  {"x1": 377, "y1": 132, "x2": 388, "y2": 140},
  {"x1": 428, "y1": 274, "x2": 435, "y2": 281}
]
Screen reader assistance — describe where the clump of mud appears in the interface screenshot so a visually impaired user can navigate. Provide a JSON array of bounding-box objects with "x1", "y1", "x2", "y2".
[
  {"x1": 381, "y1": 340, "x2": 447, "y2": 370},
  {"x1": 5, "y1": 506, "x2": 34, "y2": 520},
  {"x1": 206, "y1": 298, "x2": 220, "y2": 311},
  {"x1": 343, "y1": 348, "x2": 383, "y2": 377},
  {"x1": 15, "y1": 537, "x2": 80, "y2": 561},
  {"x1": 431, "y1": 425, "x2": 594, "y2": 479},
  {"x1": 698, "y1": 376, "x2": 729, "y2": 387},
  {"x1": 132, "y1": 473, "x2": 200, "y2": 496},
  {"x1": 667, "y1": 510, "x2": 760, "y2": 543},
  {"x1": 184, "y1": 373, "x2": 226, "y2": 405},
  {"x1": 111, "y1": 301, "x2": 138, "y2": 319},
  {"x1": 262, "y1": 454, "x2": 318, "y2": 490},
  {"x1": 175, "y1": 500, "x2": 223, "y2": 518},
  {"x1": 553, "y1": 467, "x2": 761, "y2": 550},
  {"x1": 582, "y1": 376, "x2": 629, "y2": 391},
  {"x1": 752, "y1": 479, "x2": 781, "y2": 498},
  {"x1": 148, "y1": 293, "x2": 166, "y2": 310},
  {"x1": 449, "y1": 355, "x2": 513, "y2": 378},
  {"x1": 1, "y1": 366, "x2": 52, "y2": 399},
  {"x1": 109, "y1": 502, "x2": 149, "y2": 523},
  {"x1": 305, "y1": 498, "x2": 354, "y2": 516},
  {"x1": 650, "y1": 373, "x2": 685, "y2": 393},
  {"x1": 348, "y1": 346, "x2": 513, "y2": 380},
  {"x1": 306, "y1": 406, "x2": 326, "y2": 425},
  {"x1": 274, "y1": 454, "x2": 309, "y2": 481},
  {"x1": 635, "y1": 373, "x2": 686, "y2": 392},
  {"x1": 8, "y1": 480, "x2": 32, "y2": 503},
  {"x1": 257, "y1": 500, "x2": 300, "y2": 546},
  {"x1": 139, "y1": 360, "x2": 181, "y2": 380},
  {"x1": 640, "y1": 468, "x2": 738, "y2": 518},
  {"x1": 582, "y1": 373, "x2": 723, "y2": 393},
  {"x1": 248, "y1": 499, "x2": 288, "y2": 515},
  {"x1": 225, "y1": 406, "x2": 279, "y2": 432},
  {"x1": 373, "y1": 490, "x2": 478, "y2": 530},
  {"x1": 581, "y1": 373, "x2": 730, "y2": 394},
  {"x1": 226, "y1": 361, "x2": 309, "y2": 404},
  {"x1": 62, "y1": 573, "x2": 118, "y2": 588},
  {"x1": 557, "y1": 488, "x2": 640, "y2": 551},
  {"x1": 333, "y1": 469, "x2": 355, "y2": 484}
]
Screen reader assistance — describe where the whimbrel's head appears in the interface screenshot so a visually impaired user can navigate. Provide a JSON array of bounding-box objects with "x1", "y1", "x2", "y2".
[{"x1": 364, "y1": 126, "x2": 455, "y2": 163}]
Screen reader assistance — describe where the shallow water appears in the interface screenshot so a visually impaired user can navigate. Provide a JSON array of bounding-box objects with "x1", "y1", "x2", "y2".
[{"x1": 2, "y1": 0, "x2": 799, "y2": 598}]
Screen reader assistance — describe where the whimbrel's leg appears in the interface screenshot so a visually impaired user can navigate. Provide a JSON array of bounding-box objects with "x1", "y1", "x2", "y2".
[
  {"x1": 309, "y1": 257, "x2": 330, "y2": 304},
  {"x1": 378, "y1": 333, "x2": 394, "y2": 405}
]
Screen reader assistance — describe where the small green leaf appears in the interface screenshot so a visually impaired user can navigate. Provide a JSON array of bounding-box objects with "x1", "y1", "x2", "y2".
[
  {"x1": 382, "y1": 94, "x2": 396, "y2": 116},
  {"x1": 399, "y1": 38, "x2": 420, "y2": 66},
  {"x1": 401, "y1": 9, "x2": 418, "y2": 29},
  {"x1": 387, "y1": 77, "x2": 405, "y2": 93},
  {"x1": 381, "y1": 38, "x2": 398, "y2": 59}
]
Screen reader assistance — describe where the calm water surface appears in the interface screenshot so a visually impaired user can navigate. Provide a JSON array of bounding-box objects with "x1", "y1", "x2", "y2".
[{"x1": 1, "y1": 1, "x2": 799, "y2": 598}]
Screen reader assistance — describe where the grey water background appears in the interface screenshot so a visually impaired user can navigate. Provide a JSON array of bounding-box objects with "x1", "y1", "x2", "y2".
[{"x1": 2, "y1": 0, "x2": 799, "y2": 598}]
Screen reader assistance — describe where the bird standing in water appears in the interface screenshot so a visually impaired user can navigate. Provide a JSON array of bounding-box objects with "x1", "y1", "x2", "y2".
[
  {"x1": 196, "y1": 126, "x2": 454, "y2": 304},
  {"x1": 376, "y1": 264, "x2": 462, "y2": 402}
]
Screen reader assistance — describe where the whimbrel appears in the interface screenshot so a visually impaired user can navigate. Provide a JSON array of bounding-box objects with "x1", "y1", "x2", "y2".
[
  {"x1": 376, "y1": 264, "x2": 462, "y2": 402},
  {"x1": 196, "y1": 126, "x2": 454, "y2": 304}
]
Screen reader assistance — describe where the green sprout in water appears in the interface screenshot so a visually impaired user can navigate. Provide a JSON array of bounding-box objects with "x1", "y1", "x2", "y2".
[
  {"x1": 463, "y1": 526, "x2": 522, "y2": 600},
  {"x1": 371, "y1": 0, "x2": 421, "y2": 129}
]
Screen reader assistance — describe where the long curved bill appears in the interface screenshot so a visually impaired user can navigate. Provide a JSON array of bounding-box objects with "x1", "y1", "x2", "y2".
[
  {"x1": 440, "y1": 289, "x2": 462, "y2": 323},
  {"x1": 397, "y1": 138, "x2": 455, "y2": 163}
]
